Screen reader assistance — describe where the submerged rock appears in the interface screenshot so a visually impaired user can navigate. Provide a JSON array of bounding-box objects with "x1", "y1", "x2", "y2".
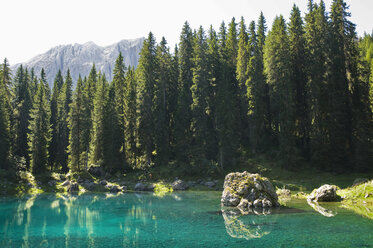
[
  {"x1": 307, "y1": 184, "x2": 341, "y2": 202},
  {"x1": 221, "y1": 172, "x2": 279, "y2": 210},
  {"x1": 171, "y1": 180, "x2": 189, "y2": 191}
]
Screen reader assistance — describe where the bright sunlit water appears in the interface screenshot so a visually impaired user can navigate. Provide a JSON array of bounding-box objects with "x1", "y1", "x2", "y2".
[{"x1": 1, "y1": 192, "x2": 373, "y2": 247}]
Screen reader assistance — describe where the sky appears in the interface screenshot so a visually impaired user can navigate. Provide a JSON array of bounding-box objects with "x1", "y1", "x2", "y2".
[{"x1": 1, "y1": 0, "x2": 372, "y2": 65}]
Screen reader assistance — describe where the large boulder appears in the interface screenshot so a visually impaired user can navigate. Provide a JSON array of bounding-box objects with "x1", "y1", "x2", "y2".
[
  {"x1": 221, "y1": 172, "x2": 279, "y2": 210},
  {"x1": 171, "y1": 179, "x2": 189, "y2": 191},
  {"x1": 307, "y1": 184, "x2": 341, "y2": 202}
]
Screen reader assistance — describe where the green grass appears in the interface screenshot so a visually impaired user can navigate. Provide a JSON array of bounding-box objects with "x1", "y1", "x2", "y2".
[{"x1": 338, "y1": 180, "x2": 373, "y2": 203}]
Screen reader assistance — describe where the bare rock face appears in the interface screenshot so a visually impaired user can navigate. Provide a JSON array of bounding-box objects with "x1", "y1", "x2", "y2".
[
  {"x1": 221, "y1": 172, "x2": 279, "y2": 210},
  {"x1": 11, "y1": 38, "x2": 144, "y2": 87},
  {"x1": 307, "y1": 184, "x2": 341, "y2": 202}
]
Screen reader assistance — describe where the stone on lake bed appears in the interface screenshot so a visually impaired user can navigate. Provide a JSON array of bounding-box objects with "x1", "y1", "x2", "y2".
[{"x1": 221, "y1": 171, "x2": 279, "y2": 210}]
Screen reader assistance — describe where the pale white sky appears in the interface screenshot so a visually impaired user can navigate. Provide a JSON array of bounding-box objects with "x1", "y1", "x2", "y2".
[{"x1": 1, "y1": 0, "x2": 372, "y2": 65}]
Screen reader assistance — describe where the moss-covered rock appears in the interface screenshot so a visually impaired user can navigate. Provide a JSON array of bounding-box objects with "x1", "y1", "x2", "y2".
[
  {"x1": 221, "y1": 171, "x2": 279, "y2": 209},
  {"x1": 308, "y1": 184, "x2": 341, "y2": 202}
]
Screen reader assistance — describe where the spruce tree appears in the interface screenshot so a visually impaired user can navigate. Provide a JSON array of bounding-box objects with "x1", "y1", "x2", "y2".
[
  {"x1": 49, "y1": 70, "x2": 64, "y2": 171},
  {"x1": 0, "y1": 58, "x2": 12, "y2": 109},
  {"x1": 305, "y1": 0, "x2": 330, "y2": 166},
  {"x1": 213, "y1": 21, "x2": 239, "y2": 168},
  {"x1": 112, "y1": 53, "x2": 127, "y2": 172},
  {"x1": 88, "y1": 75, "x2": 108, "y2": 167},
  {"x1": 81, "y1": 65, "x2": 97, "y2": 169},
  {"x1": 264, "y1": 15, "x2": 297, "y2": 165},
  {"x1": 103, "y1": 82, "x2": 123, "y2": 172},
  {"x1": 137, "y1": 32, "x2": 157, "y2": 166},
  {"x1": 174, "y1": 22, "x2": 194, "y2": 164},
  {"x1": 124, "y1": 66, "x2": 137, "y2": 167},
  {"x1": 190, "y1": 26, "x2": 210, "y2": 165},
  {"x1": 67, "y1": 76, "x2": 86, "y2": 172},
  {"x1": 0, "y1": 89, "x2": 10, "y2": 169},
  {"x1": 289, "y1": 4, "x2": 310, "y2": 158},
  {"x1": 12, "y1": 65, "x2": 33, "y2": 167},
  {"x1": 236, "y1": 17, "x2": 250, "y2": 144},
  {"x1": 154, "y1": 37, "x2": 172, "y2": 165},
  {"x1": 56, "y1": 69, "x2": 73, "y2": 172},
  {"x1": 28, "y1": 82, "x2": 51, "y2": 175},
  {"x1": 327, "y1": 0, "x2": 354, "y2": 170}
]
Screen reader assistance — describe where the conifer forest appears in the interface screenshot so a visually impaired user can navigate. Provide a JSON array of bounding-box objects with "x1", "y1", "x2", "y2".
[{"x1": 0, "y1": 0, "x2": 372, "y2": 182}]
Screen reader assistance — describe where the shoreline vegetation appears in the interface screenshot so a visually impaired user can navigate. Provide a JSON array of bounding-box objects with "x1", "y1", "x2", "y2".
[{"x1": 0, "y1": 0, "x2": 372, "y2": 222}]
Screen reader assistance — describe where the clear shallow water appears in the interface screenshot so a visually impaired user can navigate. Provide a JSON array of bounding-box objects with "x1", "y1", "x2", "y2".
[{"x1": 0, "y1": 192, "x2": 373, "y2": 248}]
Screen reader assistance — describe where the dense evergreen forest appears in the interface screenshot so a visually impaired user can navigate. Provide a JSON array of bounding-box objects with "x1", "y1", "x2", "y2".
[{"x1": 0, "y1": 0, "x2": 372, "y2": 181}]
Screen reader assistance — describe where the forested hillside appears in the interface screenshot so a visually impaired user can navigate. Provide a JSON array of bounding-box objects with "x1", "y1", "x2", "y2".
[{"x1": 0, "y1": 0, "x2": 372, "y2": 181}]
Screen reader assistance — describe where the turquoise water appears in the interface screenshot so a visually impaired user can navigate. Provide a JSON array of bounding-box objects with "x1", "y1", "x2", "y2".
[{"x1": 1, "y1": 192, "x2": 373, "y2": 247}]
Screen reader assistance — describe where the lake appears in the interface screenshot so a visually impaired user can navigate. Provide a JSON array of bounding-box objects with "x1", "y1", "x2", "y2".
[{"x1": 1, "y1": 192, "x2": 373, "y2": 247}]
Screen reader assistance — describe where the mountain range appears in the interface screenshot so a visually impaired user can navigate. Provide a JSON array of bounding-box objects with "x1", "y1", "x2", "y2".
[{"x1": 11, "y1": 38, "x2": 144, "y2": 87}]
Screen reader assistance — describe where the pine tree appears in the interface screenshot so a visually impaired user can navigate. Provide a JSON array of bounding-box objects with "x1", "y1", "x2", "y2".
[
  {"x1": 190, "y1": 26, "x2": 210, "y2": 165},
  {"x1": 212, "y1": 21, "x2": 239, "y2": 169},
  {"x1": 0, "y1": 87, "x2": 10, "y2": 169},
  {"x1": 111, "y1": 53, "x2": 127, "y2": 172},
  {"x1": 327, "y1": 0, "x2": 354, "y2": 170},
  {"x1": 236, "y1": 17, "x2": 250, "y2": 145},
  {"x1": 28, "y1": 82, "x2": 51, "y2": 175},
  {"x1": 81, "y1": 65, "x2": 97, "y2": 169},
  {"x1": 305, "y1": 0, "x2": 330, "y2": 166},
  {"x1": 88, "y1": 75, "x2": 108, "y2": 167},
  {"x1": 137, "y1": 32, "x2": 157, "y2": 165},
  {"x1": 174, "y1": 22, "x2": 194, "y2": 164},
  {"x1": 56, "y1": 69, "x2": 73, "y2": 172},
  {"x1": 49, "y1": 70, "x2": 64, "y2": 170},
  {"x1": 153, "y1": 37, "x2": 172, "y2": 165},
  {"x1": 67, "y1": 76, "x2": 86, "y2": 172},
  {"x1": 246, "y1": 13, "x2": 272, "y2": 152},
  {"x1": 124, "y1": 67, "x2": 137, "y2": 167},
  {"x1": 40, "y1": 68, "x2": 50, "y2": 101},
  {"x1": 264, "y1": 15, "x2": 297, "y2": 165},
  {"x1": 12, "y1": 65, "x2": 33, "y2": 167},
  {"x1": 103, "y1": 82, "x2": 123, "y2": 172},
  {"x1": 289, "y1": 4, "x2": 310, "y2": 158},
  {"x1": 226, "y1": 17, "x2": 243, "y2": 149},
  {"x1": 0, "y1": 58, "x2": 12, "y2": 108}
]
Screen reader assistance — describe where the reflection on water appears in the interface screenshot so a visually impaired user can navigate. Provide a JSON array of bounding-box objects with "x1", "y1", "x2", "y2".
[
  {"x1": 307, "y1": 200, "x2": 337, "y2": 217},
  {"x1": 222, "y1": 209, "x2": 273, "y2": 240},
  {"x1": 0, "y1": 193, "x2": 161, "y2": 247},
  {"x1": 1, "y1": 192, "x2": 373, "y2": 247}
]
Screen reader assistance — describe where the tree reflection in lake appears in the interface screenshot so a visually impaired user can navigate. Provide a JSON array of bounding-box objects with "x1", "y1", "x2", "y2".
[{"x1": 0, "y1": 193, "x2": 162, "y2": 247}]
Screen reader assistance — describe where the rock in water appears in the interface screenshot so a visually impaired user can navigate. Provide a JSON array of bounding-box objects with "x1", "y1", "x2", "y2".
[
  {"x1": 67, "y1": 182, "x2": 79, "y2": 193},
  {"x1": 172, "y1": 180, "x2": 189, "y2": 191},
  {"x1": 307, "y1": 184, "x2": 341, "y2": 202},
  {"x1": 221, "y1": 172, "x2": 279, "y2": 209}
]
